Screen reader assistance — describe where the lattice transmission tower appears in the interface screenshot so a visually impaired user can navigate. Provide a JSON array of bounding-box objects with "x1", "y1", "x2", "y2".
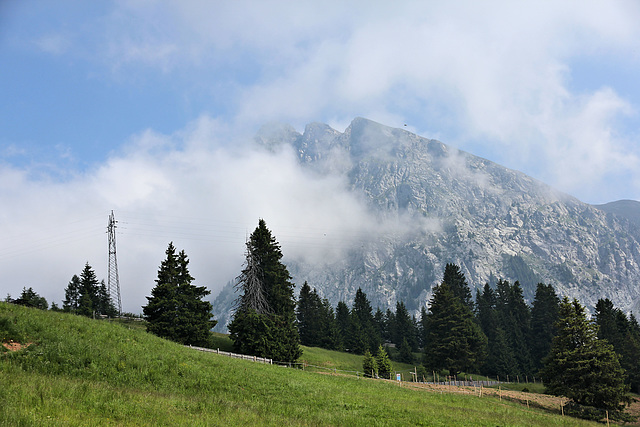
[{"x1": 107, "y1": 210, "x2": 122, "y2": 316}]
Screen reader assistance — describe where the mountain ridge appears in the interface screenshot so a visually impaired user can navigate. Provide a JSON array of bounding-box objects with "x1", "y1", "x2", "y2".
[{"x1": 213, "y1": 118, "x2": 640, "y2": 331}]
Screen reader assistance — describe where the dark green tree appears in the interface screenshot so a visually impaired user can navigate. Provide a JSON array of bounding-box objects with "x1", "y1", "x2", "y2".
[
  {"x1": 229, "y1": 220, "x2": 301, "y2": 362},
  {"x1": 595, "y1": 299, "x2": 640, "y2": 393},
  {"x1": 625, "y1": 314, "x2": 640, "y2": 393},
  {"x1": 398, "y1": 337, "x2": 414, "y2": 364},
  {"x1": 495, "y1": 279, "x2": 533, "y2": 376},
  {"x1": 297, "y1": 282, "x2": 336, "y2": 349},
  {"x1": 347, "y1": 288, "x2": 380, "y2": 354},
  {"x1": 384, "y1": 308, "x2": 395, "y2": 343},
  {"x1": 77, "y1": 263, "x2": 101, "y2": 317},
  {"x1": 419, "y1": 306, "x2": 428, "y2": 348},
  {"x1": 13, "y1": 287, "x2": 48, "y2": 310},
  {"x1": 143, "y1": 243, "x2": 216, "y2": 346},
  {"x1": 540, "y1": 297, "x2": 629, "y2": 412},
  {"x1": 424, "y1": 282, "x2": 487, "y2": 376},
  {"x1": 373, "y1": 308, "x2": 387, "y2": 343},
  {"x1": 391, "y1": 301, "x2": 418, "y2": 351},
  {"x1": 476, "y1": 283, "x2": 517, "y2": 377},
  {"x1": 318, "y1": 297, "x2": 341, "y2": 350},
  {"x1": 529, "y1": 283, "x2": 560, "y2": 372},
  {"x1": 297, "y1": 282, "x2": 321, "y2": 347},
  {"x1": 335, "y1": 300, "x2": 351, "y2": 350},
  {"x1": 442, "y1": 263, "x2": 473, "y2": 311}
]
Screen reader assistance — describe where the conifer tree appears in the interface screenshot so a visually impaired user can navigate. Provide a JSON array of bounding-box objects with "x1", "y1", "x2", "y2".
[
  {"x1": 319, "y1": 297, "x2": 341, "y2": 350},
  {"x1": 335, "y1": 300, "x2": 351, "y2": 349},
  {"x1": 363, "y1": 349, "x2": 378, "y2": 378},
  {"x1": 495, "y1": 279, "x2": 533, "y2": 376},
  {"x1": 540, "y1": 297, "x2": 629, "y2": 412},
  {"x1": 375, "y1": 344, "x2": 393, "y2": 379},
  {"x1": 143, "y1": 243, "x2": 216, "y2": 346},
  {"x1": 391, "y1": 301, "x2": 418, "y2": 351},
  {"x1": 595, "y1": 299, "x2": 640, "y2": 393},
  {"x1": 297, "y1": 282, "x2": 335, "y2": 348},
  {"x1": 398, "y1": 337, "x2": 414, "y2": 364},
  {"x1": 78, "y1": 262, "x2": 100, "y2": 317},
  {"x1": 228, "y1": 220, "x2": 301, "y2": 362},
  {"x1": 442, "y1": 263, "x2": 474, "y2": 311},
  {"x1": 424, "y1": 282, "x2": 487, "y2": 376},
  {"x1": 373, "y1": 308, "x2": 386, "y2": 343},
  {"x1": 63, "y1": 274, "x2": 81, "y2": 313},
  {"x1": 530, "y1": 283, "x2": 559, "y2": 372},
  {"x1": 348, "y1": 288, "x2": 380, "y2": 354},
  {"x1": 419, "y1": 306, "x2": 428, "y2": 348},
  {"x1": 296, "y1": 282, "x2": 318, "y2": 346},
  {"x1": 476, "y1": 283, "x2": 517, "y2": 377},
  {"x1": 13, "y1": 287, "x2": 48, "y2": 310}
]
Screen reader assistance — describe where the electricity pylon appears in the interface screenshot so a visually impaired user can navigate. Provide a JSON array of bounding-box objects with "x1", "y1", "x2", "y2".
[{"x1": 107, "y1": 210, "x2": 122, "y2": 316}]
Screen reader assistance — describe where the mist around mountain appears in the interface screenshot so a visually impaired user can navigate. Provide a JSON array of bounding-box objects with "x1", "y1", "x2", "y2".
[{"x1": 213, "y1": 118, "x2": 640, "y2": 331}]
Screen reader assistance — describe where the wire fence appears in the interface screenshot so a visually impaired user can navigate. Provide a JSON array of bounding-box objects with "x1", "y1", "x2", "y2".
[{"x1": 186, "y1": 345, "x2": 527, "y2": 388}]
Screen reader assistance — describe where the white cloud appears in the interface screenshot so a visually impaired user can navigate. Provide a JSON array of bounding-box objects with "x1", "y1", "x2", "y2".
[{"x1": 0, "y1": 116, "x2": 382, "y2": 313}]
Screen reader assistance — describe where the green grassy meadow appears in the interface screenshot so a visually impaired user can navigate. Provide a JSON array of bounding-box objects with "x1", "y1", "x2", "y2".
[{"x1": 0, "y1": 302, "x2": 599, "y2": 426}]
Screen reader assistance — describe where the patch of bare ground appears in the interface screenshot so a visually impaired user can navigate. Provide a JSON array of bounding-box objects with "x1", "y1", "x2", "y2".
[
  {"x1": 402, "y1": 382, "x2": 567, "y2": 413},
  {"x1": 1, "y1": 341, "x2": 32, "y2": 352},
  {"x1": 625, "y1": 397, "x2": 640, "y2": 426}
]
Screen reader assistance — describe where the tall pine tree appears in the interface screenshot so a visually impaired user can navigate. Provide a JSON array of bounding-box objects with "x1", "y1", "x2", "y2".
[
  {"x1": 495, "y1": 279, "x2": 533, "y2": 376},
  {"x1": 529, "y1": 283, "x2": 560, "y2": 372},
  {"x1": 228, "y1": 220, "x2": 301, "y2": 362},
  {"x1": 424, "y1": 281, "x2": 487, "y2": 376},
  {"x1": 143, "y1": 243, "x2": 216, "y2": 346},
  {"x1": 476, "y1": 283, "x2": 517, "y2": 377}
]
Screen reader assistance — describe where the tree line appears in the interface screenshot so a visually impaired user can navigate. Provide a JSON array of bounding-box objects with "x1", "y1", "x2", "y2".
[
  {"x1": 5, "y1": 262, "x2": 118, "y2": 317},
  {"x1": 296, "y1": 261, "x2": 639, "y2": 415}
]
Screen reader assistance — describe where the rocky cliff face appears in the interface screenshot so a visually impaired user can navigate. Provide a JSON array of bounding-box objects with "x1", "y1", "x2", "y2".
[{"x1": 213, "y1": 118, "x2": 640, "y2": 329}]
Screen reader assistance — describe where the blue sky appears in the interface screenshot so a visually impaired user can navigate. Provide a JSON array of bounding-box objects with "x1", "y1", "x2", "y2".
[{"x1": 2, "y1": 1, "x2": 640, "y2": 312}]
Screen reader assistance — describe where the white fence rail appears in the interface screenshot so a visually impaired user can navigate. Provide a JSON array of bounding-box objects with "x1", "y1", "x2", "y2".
[{"x1": 188, "y1": 345, "x2": 273, "y2": 364}]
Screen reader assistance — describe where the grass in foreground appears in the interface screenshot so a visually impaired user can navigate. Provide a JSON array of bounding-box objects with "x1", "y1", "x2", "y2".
[{"x1": 1, "y1": 303, "x2": 598, "y2": 426}]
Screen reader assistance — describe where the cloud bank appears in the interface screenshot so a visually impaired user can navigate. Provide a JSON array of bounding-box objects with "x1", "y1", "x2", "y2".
[
  {"x1": 71, "y1": 0, "x2": 640, "y2": 202},
  {"x1": 0, "y1": 117, "x2": 382, "y2": 312}
]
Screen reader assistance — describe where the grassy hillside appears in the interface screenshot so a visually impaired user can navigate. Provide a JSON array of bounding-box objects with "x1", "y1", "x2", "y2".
[{"x1": 1, "y1": 303, "x2": 598, "y2": 426}]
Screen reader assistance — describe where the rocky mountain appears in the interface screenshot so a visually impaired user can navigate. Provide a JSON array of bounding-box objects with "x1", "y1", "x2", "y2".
[{"x1": 213, "y1": 118, "x2": 640, "y2": 330}]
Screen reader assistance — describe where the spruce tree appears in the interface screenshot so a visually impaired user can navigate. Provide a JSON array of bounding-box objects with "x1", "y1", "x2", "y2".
[
  {"x1": 319, "y1": 297, "x2": 341, "y2": 350},
  {"x1": 375, "y1": 344, "x2": 393, "y2": 379},
  {"x1": 595, "y1": 299, "x2": 640, "y2": 393},
  {"x1": 419, "y1": 306, "x2": 428, "y2": 349},
  {"x1": 363, "y1": 349, "x2": 378, "y2": 378},
  {"x1": 349, "y1": 288, "x2": 380, "y2": 353},
  {"x1": 540, "y1": 297, "x2": 629, "y2": 412},
  {"x1": 143, "y1": 243, "x2": 216, "y2": 346},
  {"x1": 441, "y1": 263, "x2": 474, "y2": 311},
  {"x1": 424, "y1": 282, "x2": 487, "y2": 376},
  {"x1": 228, "y1": 219, "x2": 301, "y2": 362},
  {"x1": 495, "y1": 279, "x2": 533, "y2": 376},
  {"x1": 296, "y1": 282, "x2": 332, "y2": 348},
  {"x1": 335, "y1": 301, "x2": 350, "y2": 350},
  {"x1": 392, "y1": 301, "x2": 418, "y2": 351},
  {"x1": 13, "y1": 287, "x2": 48, "y2": 310},
  {"x1": 398, "y1": 337, "x2": 414, "y2": 364},
  {"x1": 530, "y1": 283, "x2": 559, "y2": 372},
  {"x1": 63, "y1": 274, "x2": 81, "y2": 313},
  {"x1": 476, "y1": 283, "x2": 517, "y2": 377},
  {"x1": 77, "y1": 263, "x2": 100, "y2": 317}
]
